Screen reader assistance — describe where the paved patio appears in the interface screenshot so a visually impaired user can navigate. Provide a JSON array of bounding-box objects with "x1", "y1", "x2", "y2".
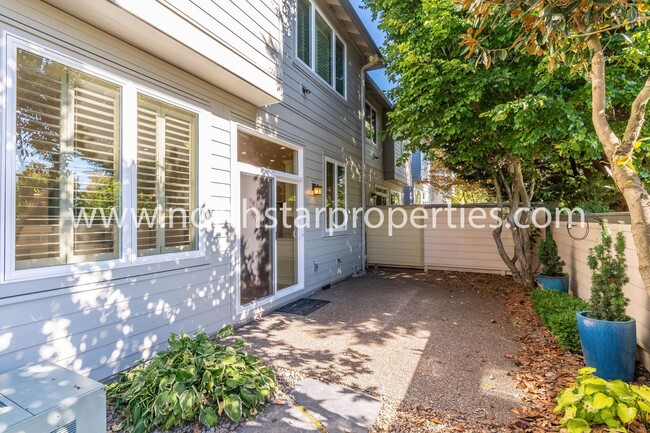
[{"x1": 237, "y1": 269, "x2": 524, "y2": 429}]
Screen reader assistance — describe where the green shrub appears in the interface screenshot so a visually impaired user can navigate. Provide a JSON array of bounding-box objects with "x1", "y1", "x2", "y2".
[
  {"x1": 531, "y1": 289, "x2": 588, "y2": 354},
  {"x1": 538, "y1": 229, "x2": 566, "y2": 276},
  {"x1": 555, "y1": 367, "x2": 650, "y2": 433},
  {"x1": 107, "y1": 326, "x2": 277, "y2": 433},
  {"x1": 587, "y1": 219, "x2": 630, "y2": 321}
]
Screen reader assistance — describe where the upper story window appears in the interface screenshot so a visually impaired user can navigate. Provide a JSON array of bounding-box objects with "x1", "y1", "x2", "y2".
[
  {"x1": 296, "y1": 0, "x2": 346, "y2": 97},
  {"x1": 365, "y1": 102, "x2": 378, "y2": 143}
]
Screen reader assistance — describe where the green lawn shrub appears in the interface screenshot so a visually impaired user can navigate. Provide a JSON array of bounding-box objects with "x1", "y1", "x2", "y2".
[{"x1": 530, "y1": 289, "x2": 588, "y2": 354}]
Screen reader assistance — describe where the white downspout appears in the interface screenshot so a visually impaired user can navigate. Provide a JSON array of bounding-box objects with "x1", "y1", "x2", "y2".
[{"x1": 358, "y1": 60, "x2": 379, "y2": 276}]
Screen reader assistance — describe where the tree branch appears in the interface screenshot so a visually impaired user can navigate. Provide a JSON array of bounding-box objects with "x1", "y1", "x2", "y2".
[
  {"x1": 586, "y1": 35, "x2": 621, "y2": 157},
  {"x1": 621, "y1": 76, "x2": 650, "y2": 157}
]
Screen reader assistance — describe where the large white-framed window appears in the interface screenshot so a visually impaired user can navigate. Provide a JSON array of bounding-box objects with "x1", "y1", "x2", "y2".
[
  {"x1": 324, "y1": 157, "x2": 347, "y2": 232},
  {"x1": 3, "y1": 33, "x2": 205, "y2": 282},
  {"x1": 296, "y1": 0, "x2": 346, "y2": 97}
]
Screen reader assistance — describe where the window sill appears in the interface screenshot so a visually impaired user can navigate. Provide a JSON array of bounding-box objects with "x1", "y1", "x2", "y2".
[
  {"x1": 291, "y1": 60, "x2": 347, "y2": 103},
  {"x1": 0, "y1": 252, "x2": 210, "y2": 301}
]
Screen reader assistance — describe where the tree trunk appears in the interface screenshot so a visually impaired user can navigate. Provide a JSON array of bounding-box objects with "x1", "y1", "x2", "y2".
[
  {"x1": 491, "y1": 161, "x2": 536, "y2": 288},
  {"x1": 587, "y1": 35, "x2": 650, "y2": 294}
]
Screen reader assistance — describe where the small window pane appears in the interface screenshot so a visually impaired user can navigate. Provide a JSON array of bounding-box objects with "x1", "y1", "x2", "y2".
[
  {"x1": 137, "y1": 95, "x2": 197, "y2": 256},
  {"x1": 315, "y1": 12, "x2": 333, "y2": 84},
  {"x1": 336, "y1": 165, "x2": 345, "y2": 225},
  {"x1": 15, "y1": 49, "x2": 121, "y2": 269},
  {"x1": 326, "y1": 161, "x2": 335, "y2": 228},
  {"x1": 365, "y1": 104, "x2": 377, "y2": 142},
  {"x1": 371, "y1": 109, "x2": 378, "y2": 143},
  {"x1": 238, "y1": 131, "x2": 298, "y2": 175},
  {"x1": 335, "y1": 37, "x2": 345, "y2": 96},
  {"x1": 325, "y1": 161, "x2": 346, "y2": 229},
  {"x1": 296, "y1": 0, "x2": 311, "y2": 65}
]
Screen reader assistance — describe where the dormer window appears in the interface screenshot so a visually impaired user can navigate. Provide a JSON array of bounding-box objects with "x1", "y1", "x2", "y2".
[{"x1": 296, "y1": 0, "x2": 346, "y2": 97}]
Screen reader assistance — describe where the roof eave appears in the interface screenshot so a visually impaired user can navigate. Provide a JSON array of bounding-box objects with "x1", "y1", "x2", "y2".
[{"x1": 324, "y1": 0, "x2": 382, "y2": 63}]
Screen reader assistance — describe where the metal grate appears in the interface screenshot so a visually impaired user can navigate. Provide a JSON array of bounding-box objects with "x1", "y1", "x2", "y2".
[
  {"x1": 51, "y1": 420, "x2": 76, "y2": 433},
  {"x1": 276, "y1": 298, "x2": 330, "y2": 316}
]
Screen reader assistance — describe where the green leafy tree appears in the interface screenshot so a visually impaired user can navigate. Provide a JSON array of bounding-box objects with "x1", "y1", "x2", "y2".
[
  {"x1": 588, "y1": 220, "x2": 630, "y2": 321},
  {"x1": 365, "y1": 0, "x2": 613, "y2": 287},
  {"x1": 457, "y1": 0, "x2": 650, "y2": 294}
]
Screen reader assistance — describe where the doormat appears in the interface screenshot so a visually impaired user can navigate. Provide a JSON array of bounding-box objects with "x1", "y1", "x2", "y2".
[{"x1": 276, "y1": 298, "x2": 330, "y2": 316}]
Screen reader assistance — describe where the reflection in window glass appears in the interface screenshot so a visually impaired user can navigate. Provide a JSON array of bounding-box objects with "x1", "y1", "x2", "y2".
[
  {"x1": 15, "y1": 49, "x2": 121, "y2": 269},
  {"x1": 296, "y1": 0, "x2": 311, "y2": 65},
  {"x1": 137, "y1": 94, "x2": 197, "y2": 256},
  {"x1": 325, "y1": 160, "x2": 346, "y2": 229},
  {"x1": 365, "y1": 103, "x2": 377, "y2": 143},
  {"x1": 315, "y1": 12, "x2": 333, "y2": 84},
  {"x1": 335, "y1": 37, "x2": 345, "y2": 96},
  {"x1": 238, "y1": 131, "x2": 298, "y2": 175}
]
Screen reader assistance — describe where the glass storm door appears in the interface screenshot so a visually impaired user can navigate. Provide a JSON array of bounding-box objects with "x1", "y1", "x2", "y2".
[
  {"x1": 276, "y1": 180, "x2": 298, "y2": 290},
  {"x1": 237, "y1": 130, "x2": 303, "y2": 308},
  {"x1": 239, "y1": 173, "x2": 274, "y2": 305}
]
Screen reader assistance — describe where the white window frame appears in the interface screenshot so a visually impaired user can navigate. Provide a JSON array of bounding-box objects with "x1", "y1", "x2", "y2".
[
  {"x1": 389, "y1": 189, "x2": 403, "y2": 206},
  {"x1": 295, "y1": 0, "x2": 347, "y2": 98},
  {"x1": 1, "y1": 32, "x2": 208, "y2": 284},
  {"x1": 323, "y1": 156, "x2": 347, "y2": 234},
  {"x1": 374, "y1": 186, "x2": 388, "y2": 206},
  {"x1": 231, "y1": 124, "x2": 305, "y2": 315}
]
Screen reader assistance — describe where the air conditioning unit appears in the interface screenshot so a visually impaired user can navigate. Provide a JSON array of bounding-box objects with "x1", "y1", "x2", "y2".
[{"x1": 0, "y1": 362, "x2": 106, "y2": 433}]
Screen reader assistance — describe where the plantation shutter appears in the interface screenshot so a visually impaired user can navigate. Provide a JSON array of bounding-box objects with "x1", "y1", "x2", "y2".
[
  {"x1": 71, "y1": 73, "x2": 121, "y2": 259},
  {"x1": 163, "y1": 110, "x2": 194, "y2": 250},
  {"x1": 315, "y1": 12, "x2": 333, "y2": 85},
  {"x1": 15, "y1": 51, "x2": 64, "y2": 267},
  {"x1": 137, "y1": 95, "x2": 197, "y2": 256},
  {"x1": 335, "y1": 37, "x2": 345, "y2": 95},
  {"x1": 296, "y1": 0, "x2": 311, "y2": 65},
  {"x1": 15, "y1": 49, "x2": 120, "y2": 269},
  {"x1": 136, "y1": 99, "x2": 159, "y2": 254}
]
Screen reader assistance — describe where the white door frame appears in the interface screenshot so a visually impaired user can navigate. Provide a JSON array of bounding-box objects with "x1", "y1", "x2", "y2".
[{"x1": 231, "y1": 124, "x2": 305, "y2": 315}]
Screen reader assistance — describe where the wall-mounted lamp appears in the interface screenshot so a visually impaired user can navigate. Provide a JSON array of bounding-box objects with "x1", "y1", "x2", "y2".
[
  {"x1": 301, "y1": 84, "x2": 312, "y2": 96},
  {"x1": 312, "y1": 183, "x2": 322, "y2": 196}
]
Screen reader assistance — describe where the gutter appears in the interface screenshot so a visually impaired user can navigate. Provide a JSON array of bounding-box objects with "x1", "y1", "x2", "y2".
[{"x1": 358, "y1": 59, "x2": 380, "y2": 276}]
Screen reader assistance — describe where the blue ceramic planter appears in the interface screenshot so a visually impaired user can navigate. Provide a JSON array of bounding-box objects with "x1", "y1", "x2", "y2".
[
  {"x1": 536, "y1": 273, "x2": 569, "y2": 292},
  {"x1": 576, "y1": 311, "x2": 636, "y2": 382}
]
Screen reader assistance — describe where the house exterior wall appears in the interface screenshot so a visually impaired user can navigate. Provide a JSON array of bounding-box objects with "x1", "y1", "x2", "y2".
[
  {"x1": 42, "y1": 0, "x2": 284, "y2": 106},
  {"x1": 364, "y1": 93, "x2": 410, "y2": 206},
  {"x1": 0, "y1": 0, "x2": 367, "y2": 379}
]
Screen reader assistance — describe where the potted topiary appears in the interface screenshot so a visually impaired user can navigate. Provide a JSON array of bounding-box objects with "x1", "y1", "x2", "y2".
[
  {"x1": 576, "y1": 220, "x2": 636, "y2": 382},
  {"x1": 537, "y1": 229, "x2": 569, "y2": 292}
]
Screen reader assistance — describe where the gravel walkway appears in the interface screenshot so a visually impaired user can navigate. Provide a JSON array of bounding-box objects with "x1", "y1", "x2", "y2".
[{"x1": 236, "y1": 269, "x2": 525, "y2": 432}]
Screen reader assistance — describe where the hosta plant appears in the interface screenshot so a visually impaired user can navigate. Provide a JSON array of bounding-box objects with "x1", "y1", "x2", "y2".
[
  {"x1": 555, "y1": 367, "x2": 650, "y2": 433},
  {"x1": 107, "y1": 326, "x2": 277, "y2": 433}
]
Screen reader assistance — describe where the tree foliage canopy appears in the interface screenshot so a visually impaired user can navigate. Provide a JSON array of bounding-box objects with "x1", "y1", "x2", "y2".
[{"x1": 365, "y1": 0, "x2": 642, "y2": 208}]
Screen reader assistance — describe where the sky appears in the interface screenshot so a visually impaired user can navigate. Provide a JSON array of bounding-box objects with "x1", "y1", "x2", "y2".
[{"x1": 348, "y1": 0, "x2": 395, "y2": 93}]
